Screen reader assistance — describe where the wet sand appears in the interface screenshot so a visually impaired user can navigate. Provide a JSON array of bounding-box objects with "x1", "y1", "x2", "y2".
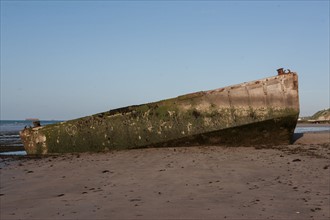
[{"x1": 0, "y1": 132, "x2": 329, "y2": 219}]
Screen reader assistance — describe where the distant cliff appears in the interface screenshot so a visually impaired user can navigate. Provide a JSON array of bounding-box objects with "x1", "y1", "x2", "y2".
[
  {"x1": 311, "y1": 109, "x2": 330, "y2": 121},
  {"x1": 299, "y1": 109, "x2": 330, "y2": 123}
]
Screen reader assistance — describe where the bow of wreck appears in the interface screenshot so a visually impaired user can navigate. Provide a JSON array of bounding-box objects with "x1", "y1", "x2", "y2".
[{"x1": 20, "y1": 69, "x2": 299, "y2": 154}]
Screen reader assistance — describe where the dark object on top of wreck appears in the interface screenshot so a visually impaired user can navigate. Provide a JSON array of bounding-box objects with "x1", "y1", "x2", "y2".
[
  {"x1": 32, "y1": 120, "x2": 41, "y2": 128},
  {"x1": 20, "y1": 69, "x2": 299, "y2": 155},
  {"x1": 277, "y1": 68, "x2": 292, "y2": 75}
]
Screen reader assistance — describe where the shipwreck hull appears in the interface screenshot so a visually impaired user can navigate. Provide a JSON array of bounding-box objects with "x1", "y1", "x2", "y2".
[{"x1": 20, "y1": 72, "x2": 299, "y2": 154}]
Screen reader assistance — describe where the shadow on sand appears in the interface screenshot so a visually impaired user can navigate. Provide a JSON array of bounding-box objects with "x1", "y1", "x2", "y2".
[{"x1": 292, "y1": 133, "x2": 304, "y2": 144}]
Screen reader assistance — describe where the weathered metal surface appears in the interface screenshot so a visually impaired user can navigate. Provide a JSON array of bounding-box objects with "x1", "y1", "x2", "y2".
[{"x1": 20, "y1": 71, "x2": 299, "y2": 154}]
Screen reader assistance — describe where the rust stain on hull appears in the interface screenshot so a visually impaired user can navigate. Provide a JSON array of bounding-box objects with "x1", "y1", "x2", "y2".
[{"x1": 20, "y1": 71, "x2": 299, "y2": 154}]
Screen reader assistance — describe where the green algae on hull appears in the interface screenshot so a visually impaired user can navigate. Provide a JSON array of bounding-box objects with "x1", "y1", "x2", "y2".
[{"x1": 20, "y1": 71, "x2": 299, "y2": 155}]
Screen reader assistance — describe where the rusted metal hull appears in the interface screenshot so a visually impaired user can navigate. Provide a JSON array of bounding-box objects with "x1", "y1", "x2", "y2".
[{"x1": 20, "y1": 72, "x2": 299, "y2": 154}]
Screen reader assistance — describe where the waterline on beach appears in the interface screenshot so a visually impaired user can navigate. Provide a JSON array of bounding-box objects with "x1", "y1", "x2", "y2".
[
  {"x1": 295, "y1": 126, "x2": 330, "y2": 133},
  {"x1": 0, "y1": 151, "x2": 27, "y2": 156}
]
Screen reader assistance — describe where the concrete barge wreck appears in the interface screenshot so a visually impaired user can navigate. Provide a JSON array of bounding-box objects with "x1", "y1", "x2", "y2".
[{"x1": 20, "y1": 69, "x2": 299, "y2": 155}]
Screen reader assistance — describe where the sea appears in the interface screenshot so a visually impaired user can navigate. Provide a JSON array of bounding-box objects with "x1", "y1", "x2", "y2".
[{"x1": 0, "y1": 120, "x2": 329, "y2": 156}]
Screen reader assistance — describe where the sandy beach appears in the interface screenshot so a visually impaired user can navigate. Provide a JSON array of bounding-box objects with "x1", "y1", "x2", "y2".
[{"x1": 0, "y1": 132, "x2": 329, "y2": 220}]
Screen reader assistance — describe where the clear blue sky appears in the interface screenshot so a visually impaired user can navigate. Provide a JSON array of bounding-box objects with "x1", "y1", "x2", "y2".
[{"x1": 1, "y1": 1, "x2": 329, "y2": 120}]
